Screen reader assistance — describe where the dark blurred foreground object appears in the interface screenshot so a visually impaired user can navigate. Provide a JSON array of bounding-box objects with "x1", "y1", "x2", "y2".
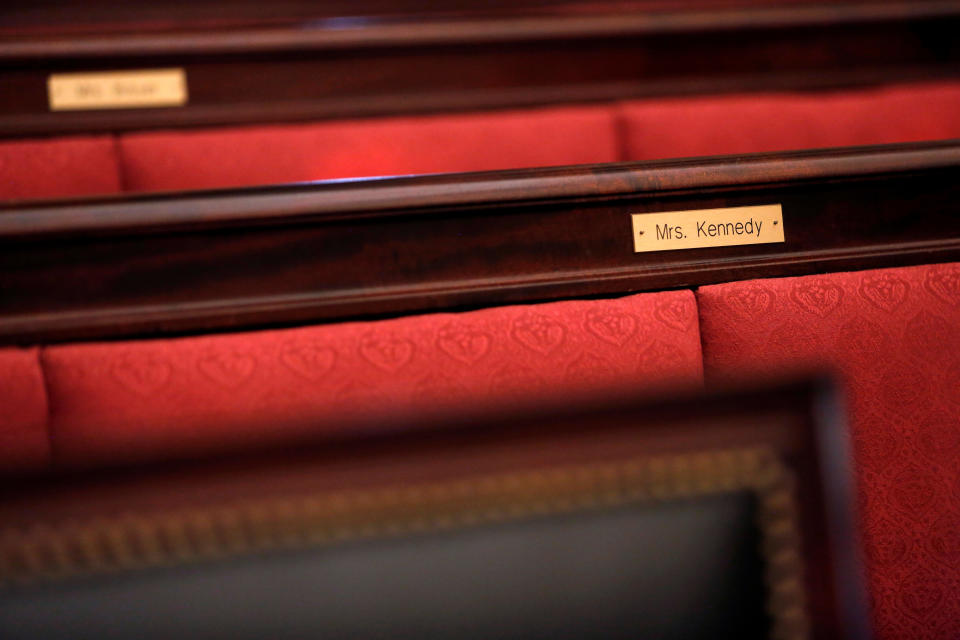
[{"x1": 0, "y1": 378, "x2": 869, "y2": 639}]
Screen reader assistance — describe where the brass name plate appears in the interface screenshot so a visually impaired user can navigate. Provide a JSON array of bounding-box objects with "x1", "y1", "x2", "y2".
[
  {"x1": 632, "y1": 204, "x2": 784, "y2": 253},
  {"x1": 48, "y1": 68, "x2": 188, "y2": 111}
]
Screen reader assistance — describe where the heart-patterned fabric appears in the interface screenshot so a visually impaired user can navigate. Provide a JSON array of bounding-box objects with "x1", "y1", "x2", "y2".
[
  {"x1": 697, "y1": 262, "x2": 960, "y2": 640},
  {"x1": 39, "y1": 290, "x2": 702, "y2": 468}
]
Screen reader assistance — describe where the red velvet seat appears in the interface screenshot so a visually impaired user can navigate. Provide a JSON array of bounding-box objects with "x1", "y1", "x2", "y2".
[
  {"x1": 0, "y1": 348, "x2": 49, "y2": 472},
  {"x1": 117, "y1": 105, "x2": 621, "y2": 193},
  {"x1": 115, "y1": 81, "x2": 960, "y2": 194},
  {"x1": 0, "y1": 136, "x2": 122, "y2": 201},
  {"x1": 620, "y1": 82, "x2": 960, "y2": 161},
  {"x1": 4, "y1": 82, "x2": 960, "y2": 201},
  {"x1": 697, "y1": 262, "x2": 960, "y2": 640},
  {"x1": 37, "y1": 290, "x2": 702, "y2": 468}
]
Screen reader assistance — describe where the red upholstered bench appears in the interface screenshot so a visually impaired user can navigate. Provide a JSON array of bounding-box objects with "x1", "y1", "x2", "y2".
[
  {"x1": 699, "y1": 262, "x2": 960, "y2": 638},
  {"x1": 4, "y1": 262, "x2": 958, "y2": 638},
  {"x1": 2, "y1": 290, "x2": 702, "y2": 470},
  {"x1": 2, "y1": 81, "x2": 960, "y2": 640},
  {"x1": 4, "y1": 81, "x2": 960, "y2": 200},
  {"x1": 0, "y1": 348, "x2": 48, "y2": 472},
  {"x1": 117, "y1": 105, "x2": 621, "y2": 193},
  {"x1": 1, "y1": 104, "x2": 620, "y2": 200},
  {"x1": 0, "y1": 136, "x2": 121, "y2": 201},
  {"x1": 620, "y1": 82, "x2": 960, "y2": 160}
]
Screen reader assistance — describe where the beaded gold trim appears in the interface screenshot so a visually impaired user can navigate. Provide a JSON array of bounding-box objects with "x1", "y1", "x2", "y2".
[{"x1": 0, "y1": 447, "x2": 808, "y2": 638}]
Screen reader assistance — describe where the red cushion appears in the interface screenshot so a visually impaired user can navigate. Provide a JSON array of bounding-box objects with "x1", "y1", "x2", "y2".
[
  {"x1": 620, "y1": 82, "x2": 960, "y2": 161},
  {"x1": 42, "y1": 290, "x2": 702, "y2": 467},
  {"x1": 0, "y1": 136, "x2": 122, "y2": 200},
  {"x1": 697, "y1": 263, "x2": 960, "y2": 640},
  {"x1": 0, "y1": 348, "x2": 50, "y2": 472},
  {"x1": 118, "y1": 105, "x2": 619, "y2": 192}
]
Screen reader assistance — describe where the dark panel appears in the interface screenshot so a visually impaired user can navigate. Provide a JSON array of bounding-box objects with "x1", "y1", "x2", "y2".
[
  {"x1": 0, "y1": 0, "x2": 938, "y2": 34},
  {"x1": 1, "y1": 142, "x2": 958, "y2": 344},
  {"x1": 0, "y1": 1, "x2": 958, "y2": 135}
]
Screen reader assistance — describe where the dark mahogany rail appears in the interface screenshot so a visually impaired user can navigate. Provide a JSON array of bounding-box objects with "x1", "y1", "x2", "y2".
[
  {"x1": 1, "y1": 0, "x2": 959, "y2": 136},
  {"x1": 2, "y1": 140, "x2": 959, "y2": 345}
]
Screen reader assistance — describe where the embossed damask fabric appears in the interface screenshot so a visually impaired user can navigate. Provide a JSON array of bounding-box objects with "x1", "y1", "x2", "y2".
[
  {"x1": 0, "y1": 136, "x2": 122, "y2": 200},
  {"x1": 0, "y1": 348, "x2": 49, "y2": 471},
  {"x1": 697, "y1": 262, "x2": 960, "y2": 640},
  {"x1": 40, "y1": 290, "x2": 702, "y2": 468},
  {"x1": 118, "y1": 105, "x2": 620, "y2": 192}
]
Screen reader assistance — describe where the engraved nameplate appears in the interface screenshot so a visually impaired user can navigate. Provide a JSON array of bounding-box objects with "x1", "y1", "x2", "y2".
[
  {"x1": 48, "y1": 68, "x2": 188, "y2": 111},
  {"x1": 632, "y1": 204, "x2": 784, "y2": 253}
]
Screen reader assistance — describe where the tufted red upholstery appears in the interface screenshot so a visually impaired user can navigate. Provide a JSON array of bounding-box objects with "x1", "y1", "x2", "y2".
[
  {"x1": 117, "y1": 105, "x2": 620, "y2": 193},
  {"x1": 697, "y1": 262, "x2": 960, "y2": 640},
  {"x1": 620, "y1": 82, "x2": 960, "y2": 161},
  {"x1": 0, "y1": 348, "x2": 49, "y2": 472},
  {"x1": 0, "y1": 136, "x2": 122, "y2": 201},
  {"x1": 38, "y1": 290, "x2": 702, "y2": 468}
]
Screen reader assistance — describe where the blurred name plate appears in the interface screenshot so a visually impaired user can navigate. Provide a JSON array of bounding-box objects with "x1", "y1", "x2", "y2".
[
  {"x1": 48, "y1": 68, "x2": 188, "y2": 111},
  {"x1": 632, "y1": 204, "x2": 784, "y2": 253}
]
